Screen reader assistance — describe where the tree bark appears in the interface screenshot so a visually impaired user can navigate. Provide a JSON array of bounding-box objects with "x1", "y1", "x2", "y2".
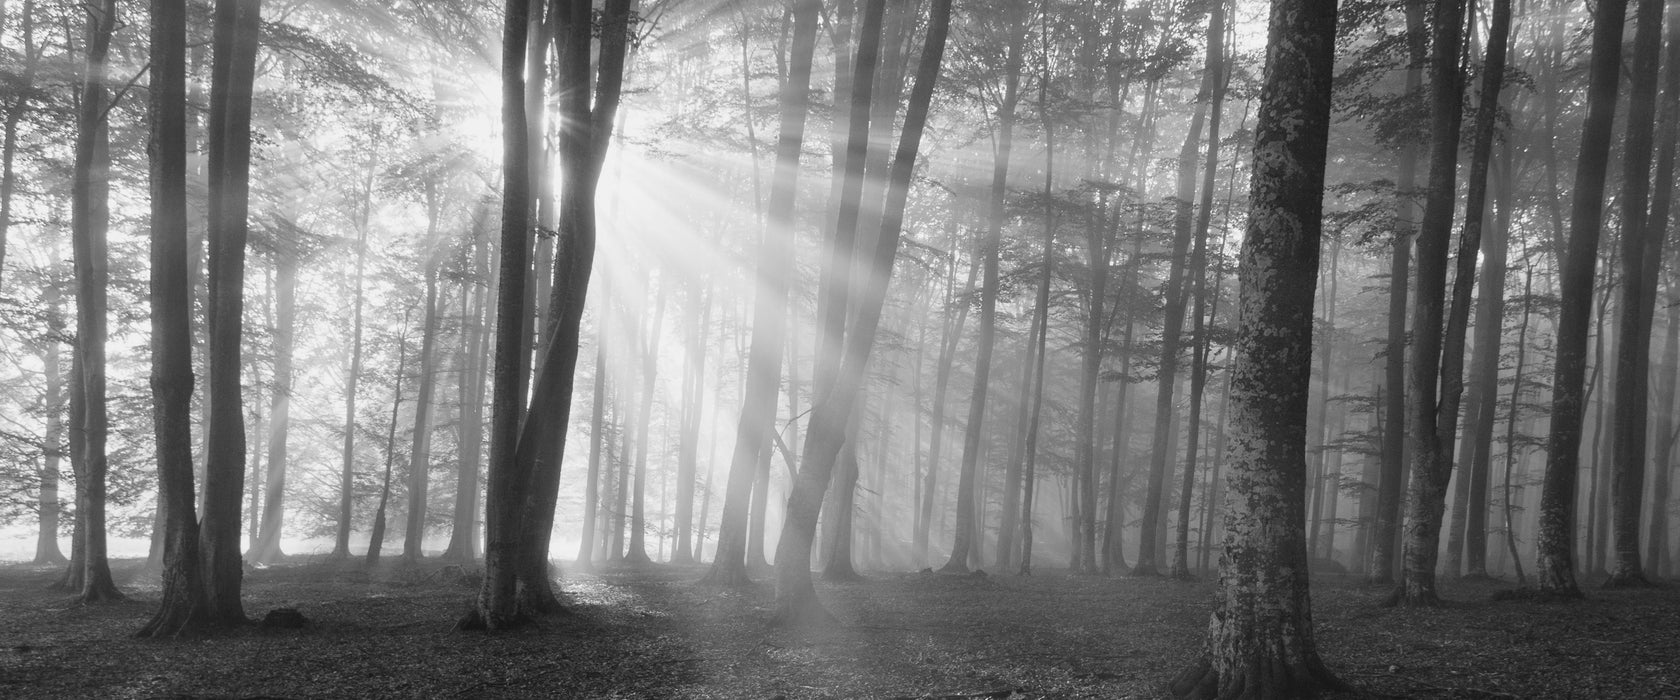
[
  {"x1": 69, "y1": 0, "x2": 122, "y2": 604},
  {"x1": 1369, "y1": 0, "x2": 1426, "y2": 587},
  {"x1": 773, "y1": 0, "x2": 952, "y2": 624},
  {"x1": 942, "y1": 0, "x2": 1025, "y2": 575},
  {"x1": 704, "y1": 0, "x2": 819, "y2": 586},
  {"x1": 330, "y1": 162, "x2": 374, "y2": 561},
  {"x1": 200, "y1": 0, "x2": 261, "y2": 624},
  {"x1": 250, "y1": 238, "x2": 299, "y2": 564},
  {"x1": 401, "y1": 262, "x2": 443, "y2": 562},
  {"x1": 1170, "y1": 1, "x2": 1348, "y2": 693},
  {"x1": 1641, "y1": 0, "x2": 1680, "y2": 581},
  {"x1": 138, "y1": 0, "x2": 208, "y2": 636},
  {"x1": 1605, "y1": 0, "x2": 1666, "y2": 588},
  {"x1": 0, "y1": 0, "x2": 37, "y2": 293},
  {"x1": 1537, "y1": 0, "x2": 1627, "y2": 599}
]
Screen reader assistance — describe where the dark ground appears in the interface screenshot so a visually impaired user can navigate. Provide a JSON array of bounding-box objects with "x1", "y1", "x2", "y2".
[{"x1": 2, "y1": 558, "x2": 1677, "y2": 698}]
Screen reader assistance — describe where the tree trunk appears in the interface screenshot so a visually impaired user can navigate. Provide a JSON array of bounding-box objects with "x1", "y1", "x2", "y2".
[
  {"x1": 1391, "y1": 0, "x2": 1468, "y2": 607},
  {"x1": 331, "y1": 162, "x2": 376, "y2": 561},
  {"x1": 33, "y1": 284, "x2": 66, "y2": 566},
  {"x1": 250, "y1": 242, "x2": 299, "y2": 564},
  {"x1": 1170, "y1": 0, "x2": 1228, "y2": 580},
  {"x1": 1170, "y1": 1, "x2": 1349, "y2": 693},
  {"x1": 0, "y1": 0, "x2": 37, "y2": 294},
  {"x1": 942, "y1": 2, "x2": 1024, "y2": 575},
  {"x1": 401, "y1": 264, "x2": 443, "y2": 562},
  {"x1": 200, "y1": 0, "x2": 261, "y2": 624},
  {"x1": 773, "y1": 0, "x2": 952, "y2": 624},
  {"x1": 918, "y1": 244, "x2": 975, "y2": 565},
  {"x1": 1605, "y1": 0, "x2": 1666, "y2": 588},
  {"x1": 1641, "y1": 0, "x2": 1680, "y2": 582},
  {"x1": 705, "y1": 0, "x2": 818, "y2": 585},
  {"x1": 139, "y1": 0, "x2": 208, "y2": 635},
  {"x1": 1369, "y1": 0, "x2": 1426, "y2": 587},
  {"x1": 442, "y1": 209, "x2": 492, "y2": 563},
  {"x1": 367, "y1": 323, "x2": 410, "y2": 566},
  {"x1": 575, "y1": 283, "x2": 610, "y2": 568},
  {"x1": 1537, "y1": 0, "x2": 1628, "y2": 598},
  {"x1": 69, "y1": 0, "x2": 122, "y2": 604}
]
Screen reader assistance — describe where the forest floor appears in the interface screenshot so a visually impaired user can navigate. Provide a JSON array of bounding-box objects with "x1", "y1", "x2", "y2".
[{"x1": 1, "y1": 557, "x2": 1678, "y2": 699}]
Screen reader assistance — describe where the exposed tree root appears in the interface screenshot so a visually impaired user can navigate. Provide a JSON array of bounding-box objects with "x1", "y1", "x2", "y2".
[
  {"x1": 937, "y1": 561, "x2": 969, "y2": 575},
  {"x1": 453, "y1": 606, "x2": 531, "y2": 632},
  {"x1": 1381, "y1": 586, "x2": 1443, "y2": 608},
  {"x1": 1170, "y1": 654, "x2": 1354, "y2": 699},
  {"x1": 821, "y1": 567, "x2": 866, "y2": 583}
]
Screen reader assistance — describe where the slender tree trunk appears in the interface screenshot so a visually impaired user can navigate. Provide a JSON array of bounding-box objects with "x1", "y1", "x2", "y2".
[
  {"x1": 1501, "y1": 259, "x2": 1536, "y2": 586},
  {"x1": 331, "y1": 163, "x2": 374, "y2": 561},
  {"x1": 251, "y1": 244, "x2": 298, "y2": 564},
  {"x1": 69, "y1": 0, "x2": 122, "y2": 604},
  {"x1": 443, "y1": 210, "x2": 492, "y2": 562},
  {"x1": 368, "y1": 322, "x2": 410, "y2": 566},
  {"x1": 575, "y1": 285, "x2": 610, "y2": 567},
  {"x1": 942, "y1": 3, "x2": 1025, "y2": 574},
  {"x1": 918, "y1": 244, "x2": 975, "y2": 564},
  {"x1": 1170, "y1": 0, "x2": 1348, "y2": 692},
  {"x1": 1538, "y1": 0, "x2": 1628, "y2": 598},
  {"x1": 34, "y1": 313, "x2": 66, "y2": 565},
  {"x1": 398, "y1": 265, "x2": 442, "y2": 561},
  {"x1": 1370, "y1": 0, "x2": 1426, "y2": 586},
  {"x1": 0, "y1": 0, "x2": 37, "y2": 293}
]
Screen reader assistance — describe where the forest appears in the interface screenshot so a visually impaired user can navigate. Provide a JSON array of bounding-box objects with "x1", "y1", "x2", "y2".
[{"x1": 2, "y1": 0, "x2": 1680, "y2": 697}]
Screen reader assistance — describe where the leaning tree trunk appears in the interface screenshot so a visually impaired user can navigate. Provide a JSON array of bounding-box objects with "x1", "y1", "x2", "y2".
[
  {"x1": 138, "y1": 0, "x2": 208, "y2": 637},
  {"x1": 1170, "y1": 0, "x2": 1350, "y2": 694},
  {"x1": 1605, "y1": 0, "x2": 1666, "y2": 589},
  {"x1": 201, "y1": 0, "x2": 261, "y2": 624},
  {"x1": 69, "y1": 0, "x2": 122, "y2": 604},
  {"x1": 1537, "y1": 0, "x2": 1628, "y2": 599},
  {"x1": 704, "y1": 0, "x2": 817, "y2": 583},
  {"x1": 773, "y1": 0, "x2": 952, "y2": 625}
]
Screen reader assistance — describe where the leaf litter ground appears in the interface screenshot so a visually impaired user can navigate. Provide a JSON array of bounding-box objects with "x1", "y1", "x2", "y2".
[{"x1": 2, "y1": 559, "x2": 1678, "y2": 698}]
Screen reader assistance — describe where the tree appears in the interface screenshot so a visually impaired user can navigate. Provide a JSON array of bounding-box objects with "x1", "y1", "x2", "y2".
[
  {"x1": 67, "y1": 0, "x2": 122, "y2": 604},
  {"x1": 330, "y1": 162, "x2": 375, "y2": 561},
  {"x1": 138, "y1": 0, "x2": 208, "y2": 637},
  {"x1": 249, "y1": 222, "x2": 303, "y2": 565},
  {"x1": 942, "y1": 0, "x2": 1026, "y2": 575},
  {"x1": 466, "y1": 0, "x2": 633, "y2": 629},
  {"x1": 773, "y1": 0, "x2": 953, "y2": 624},
  {"x1": 1605, "y1": 0, "x2": 1666, "y2": 588},
  {"x1": 1392, "y1": 0, "x2": 1467, "y2": 607},
  {"x1": 1537, "y1": 0, "x2": 1628, "y2": 598},
  {"x1": 1169, "y1": 0, "x2": 1350, "y2": 694}
]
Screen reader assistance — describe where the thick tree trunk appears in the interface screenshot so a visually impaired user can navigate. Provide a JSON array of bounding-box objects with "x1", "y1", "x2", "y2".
[
  {"x1": 1537, "y1": 0, "x2": 1627, "y2": 598},
  {"x1": 139, "y1": 0, "x2": 208, "y2": 636},
  {"x1": 201, "y1": 0, "x2": 261, "y2": 624},
  {"x1": 705, "y1": 0, "x2": 818, "y2": 585},
  {"x1": 1170, "y1": 1, "x2": 1348, "y2": 693},
  {"x1": 69, "y1": 0, "x2": 122, "y2": 604},
  {"x1": 1605, "y1": 0, "x2": 1666, "y2": 588}
]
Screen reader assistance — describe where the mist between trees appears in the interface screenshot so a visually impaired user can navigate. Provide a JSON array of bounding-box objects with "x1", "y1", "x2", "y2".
[{"x1": 0, "y1": 0, "x2": 1676, "y2": 695}]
